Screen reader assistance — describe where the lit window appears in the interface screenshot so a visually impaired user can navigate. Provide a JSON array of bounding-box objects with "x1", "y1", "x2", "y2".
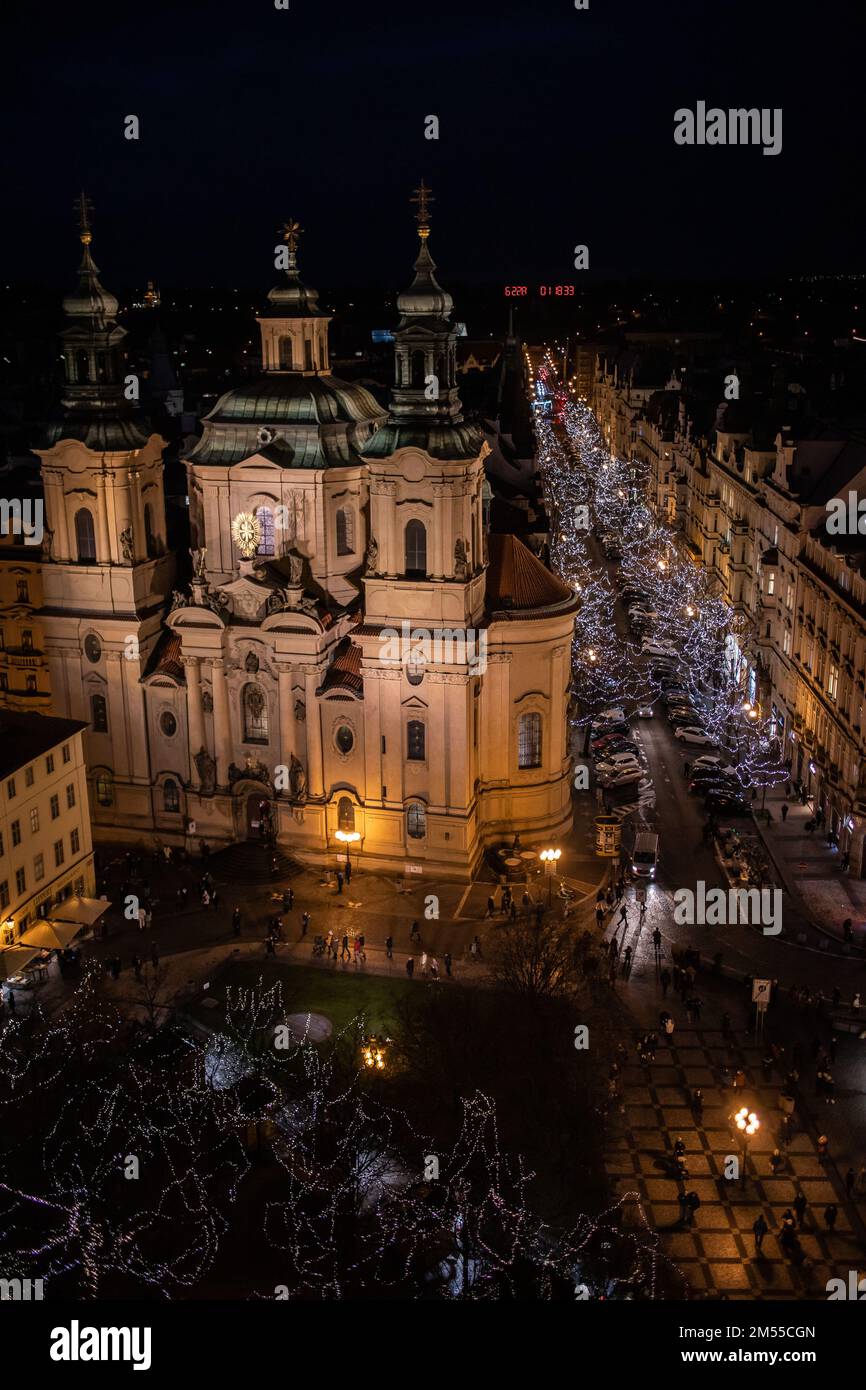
[
  {"x1": 95, "y1": 773, "x2": 113, "y2": 807},
  {"x1": 337, "y1": 796, "x2": 355, "y2": 832},
  {"x1": 163, "y1": 779, "x2": 180, "y2": 813},
  {"x1": 407, "y1": 803, "x2": 427, "y2": 839},
  {"x1": 518, "y1": 712, "x2": 543, "y2": 769},
  {"x1": 29, "y1": 808, "x2": 39, "y2": 834},
  {"x1": 256, "y1": 506, "x2": 275, "y2": 556}
]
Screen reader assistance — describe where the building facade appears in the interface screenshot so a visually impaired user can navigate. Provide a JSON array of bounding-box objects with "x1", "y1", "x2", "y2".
[
  {"x1": 0, "y1": 712, "x2": 95, "y2": 946},
  {"x1": 35, "y1": 201, "x2": 578, "y2": 879},
  {"x1": 595, "y1": 361, "x2": 866, "y2": 873}
]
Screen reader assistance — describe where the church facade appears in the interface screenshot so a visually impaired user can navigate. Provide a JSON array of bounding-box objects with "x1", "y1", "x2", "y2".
[{"x1": 35, "y1": 197, "x2": 578, "y2": 879}]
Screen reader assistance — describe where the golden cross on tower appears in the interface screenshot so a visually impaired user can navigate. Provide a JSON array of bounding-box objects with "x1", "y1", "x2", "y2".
[
  {"x1": 410, "y1": 180, "x2": 433, "y2": 239},
  {"x1": 279, "y1": 218, "x2": 303, "y2": 253},
  {"x1": 75, "y1": 190, "x2": 94, "y2": 245}
]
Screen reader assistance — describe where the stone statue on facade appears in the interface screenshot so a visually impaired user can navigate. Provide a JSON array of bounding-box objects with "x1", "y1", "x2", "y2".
[
  {"x1": 194, "y1": 746, "x2": 216, "y2": 795},
  {"x1": 289, "y1": 753, "x2": 307, "y2": 802},
  {"x1": 191, "y1": 546, "x2": 207, "y2": 579},
  {"x1": 170, "y1": 588, "x2": 188, "y2": 611},
  {"x1": 288, "y1": 552, "x2": 304, "y2": 585},
  {"x1": 120, "y1": 527, "x2": 134, "y2": 563},
  {"x1": 365, "y1": 535, "x2": 379, "y2": 574},
  {"x1": 454, "y1": 536, "x2": 468, "y2": 579}
]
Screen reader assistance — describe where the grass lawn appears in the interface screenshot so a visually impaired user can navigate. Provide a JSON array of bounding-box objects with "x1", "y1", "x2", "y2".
[{"x1": 184, "y1": 958, "x2": 417, "y2": 1039}]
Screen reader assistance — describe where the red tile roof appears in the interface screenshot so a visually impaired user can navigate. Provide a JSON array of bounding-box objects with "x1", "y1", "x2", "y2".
[
  {"x1": 320, "y1": 639, "x2": 363, "y2": 696},
  {"x1": 485, "y1": 534, "x2": 574, "y2": 612}
]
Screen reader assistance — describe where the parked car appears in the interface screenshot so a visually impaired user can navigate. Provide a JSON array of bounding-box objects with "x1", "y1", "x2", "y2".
[
  {"x1": 704, "y1": 789, "x2": 750, "y2": 815},
  {"x1": 596, "y1": 753, "x2": 642, "y2": 773},
  {"x1": 667, "y1": 709, "x2": 700, "y2": 728},
  {"x1": 691, "y1": 754, "x2": 737, "y2": 775},
  {"x1": 642, "y1": 641, "x2": 677, "y2": 659},
  {"x1": 590, "y1": 722, "x2": 630, "y2": 741},
  {"x1": 598, "y1": 768, "x2": 645, "y2": 789},
  {"x1": 598, "y1": 707, "x2": 627, "y2": 722},
  {"x1": 674, "y1": 726, "x2": 716, "y2": 746},
  {"x1": 688, "y1": 773, "x2": 740, "y2": 795}
]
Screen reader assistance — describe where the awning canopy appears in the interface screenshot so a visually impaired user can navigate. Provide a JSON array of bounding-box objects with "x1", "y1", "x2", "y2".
[
  {"x1": 51, "y1": 896, "x2": 110, "y2": 927},
  {"x1": 19, "y1": 919, "x2": 81, "y2": 950},
  {"x1": 1, "y1": 945, "x2": 40, "y2": 979}
]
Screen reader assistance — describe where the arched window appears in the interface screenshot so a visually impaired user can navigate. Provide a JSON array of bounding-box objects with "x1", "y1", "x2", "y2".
[
  {"x1": 405, "y1": 519, "x2": 427, "y2": 576},
  {"x1": 75, "y1": 509, "x2": 96, "y2": 563},
  {"x1": 411, "y1": 351, "x2": 426, "y2": 388},
  {"x1": 256, "y1": 506, "x2": 275, "y2": 556},
  {"x1": 407, "y1": 720, "x2": 426, "y2": 761},
  {"x1": 90, "y1": 694, "x2": 108, "y2": 734},
  {"x1": 243, "y1": 683, "x2": 269, "y2": 744},
  {"x1": 518, "y1": 711, "x2": 542, "y2": 769},
  {"x1": 407, "y1": 803, "x2": 427, "y2": 839},
  {"x1": 163, "y1": 778, "x2": 180, "y2": 813},
  {"x1": 338, "y1": 796, "x2": 355, "y2": 832},
  {"x1": 95, "y1": 772, "x2": 114, "y2": 807},
  {"x1": 144, "y1": 503, "x2": 157, "y2": 557},
  {"x1": 336, "y1": 507, "x2": 354, "y2": 556}
]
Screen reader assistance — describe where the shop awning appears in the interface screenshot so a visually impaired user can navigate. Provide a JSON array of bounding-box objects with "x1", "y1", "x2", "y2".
[
  {"x1": 51, "y1": 896, "x2": 110, "y2": 927},
  {"x1": 1, "y1": 945, "x2": 40, "y2": 979},
  {"x1": 19, "y1": 919, "x2": 81, "y2": 950}
]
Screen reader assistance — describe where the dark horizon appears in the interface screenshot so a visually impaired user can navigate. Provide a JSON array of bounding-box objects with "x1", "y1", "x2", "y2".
[{"x1": 3, "y1": 0, "x2": 863, "y2": 289}]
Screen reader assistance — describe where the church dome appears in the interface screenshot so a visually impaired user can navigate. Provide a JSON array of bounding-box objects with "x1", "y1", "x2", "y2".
[
  {"x1": 62, "y1": 245, "x2": 119, "y2": 324},
  {"x1": 187, "y1": 373, "x2": 385, "y2": 468}
]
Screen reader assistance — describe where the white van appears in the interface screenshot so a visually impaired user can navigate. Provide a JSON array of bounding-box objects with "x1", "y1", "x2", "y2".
[{"x1": 632, "y1": 832, "x2": 659, "y2": 879}]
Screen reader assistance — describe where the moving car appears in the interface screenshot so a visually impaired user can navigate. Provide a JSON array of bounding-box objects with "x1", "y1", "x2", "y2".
[
  {"x1": 631, "y1": 831, "x2": 659, "y2": 879},
  {"x1": 637, "y1": 705, "x2": 655, "y2": 718},
  {"x1": 674, "y1": 726, "x2": 716, "y2": 747}
]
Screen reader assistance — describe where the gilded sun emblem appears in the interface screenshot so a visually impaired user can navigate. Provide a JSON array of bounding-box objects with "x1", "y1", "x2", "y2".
[{"x1": 231, "y1": 511, "x2": 261, "y2": 560}]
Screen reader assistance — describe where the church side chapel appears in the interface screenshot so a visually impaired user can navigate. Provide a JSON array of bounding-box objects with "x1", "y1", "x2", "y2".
[{"x1": 36, "y1": 189, "x2": 579, "y2": 879}]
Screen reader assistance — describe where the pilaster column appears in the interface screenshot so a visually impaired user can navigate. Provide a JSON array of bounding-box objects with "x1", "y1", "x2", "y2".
[
  {"x1": 105, "y1": 651, "x2": 130, "y2": 777},
  {"x1": 94, "y1": 470, "x2": 111, "y2": 563},
  {"x1": 46, "y1": 472, "x2": 70, "y2": 560},
  {"x1": 431, "y1": 488, "x2": 445, "y2": 579},
  {"x1": 211, "y1": 659, "x2": 231, "y2": 787},
  {"x1": 303, "y1": 666, "x2": 324, "y2": 797},
  {"x1": 277, "y1": 662, "x2": 296, "y2": 762},
  {"x1": 184, "y1": 657, "x2": 205, "y2": 781}
]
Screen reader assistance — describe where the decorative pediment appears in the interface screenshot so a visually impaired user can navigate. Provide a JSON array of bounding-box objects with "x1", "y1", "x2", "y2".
[{"x1": 217, "y1": 575, "x2": 272, "y2": 622}]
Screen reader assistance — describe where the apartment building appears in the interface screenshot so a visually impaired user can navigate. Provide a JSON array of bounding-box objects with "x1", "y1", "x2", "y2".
[
  {"x1": 594, "y1": 363, "x2": 866, "y2": 873},
  {"x1": 0, "y1": 712, "x2": 94, "y2": 945}
]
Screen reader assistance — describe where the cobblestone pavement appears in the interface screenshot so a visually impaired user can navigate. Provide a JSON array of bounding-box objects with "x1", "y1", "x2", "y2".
[{"x1": 605, "y1": 967, "x2": 866, "y2": 1301}]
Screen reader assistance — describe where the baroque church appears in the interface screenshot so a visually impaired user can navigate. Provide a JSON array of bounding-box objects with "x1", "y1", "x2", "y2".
[{"x1": 35, "y1": 193, "x2": 579, "y2": 879}]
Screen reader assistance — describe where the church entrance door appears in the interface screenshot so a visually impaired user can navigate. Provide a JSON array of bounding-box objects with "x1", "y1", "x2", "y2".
[{"x1": 246, "y1": 793, "x2": 273, "y2": 841}]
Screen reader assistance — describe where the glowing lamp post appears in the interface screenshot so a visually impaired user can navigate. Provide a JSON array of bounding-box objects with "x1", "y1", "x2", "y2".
[
  {"x1": 361, "y1": 1035, "x2": 387, "y2": 1071},
  {"x1": 734, "y1": 1106, "x2": 759, "y2": 1186},
  {"x1": 335, "y1": 829, "x2": 360, "y2": 871},
  {"x1": 540, "y1": 847, "x2": 562, "y2": 905}
]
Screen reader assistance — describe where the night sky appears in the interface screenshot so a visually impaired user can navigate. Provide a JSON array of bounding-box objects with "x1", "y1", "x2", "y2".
[{"x1": 3, "y1": 0, "x2": 862, "y2": 290}]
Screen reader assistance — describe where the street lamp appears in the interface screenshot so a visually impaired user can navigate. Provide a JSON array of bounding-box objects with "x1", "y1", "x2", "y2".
[
  {"x1": 334, "y1": 829, "x2": 360, "y2": 872},
  {"x1": 734, "y1": 1106, "x2": 759, "y2": 1187},
  {"x1": 540, "y1": 847, "x2": 562, "y2": 904}
]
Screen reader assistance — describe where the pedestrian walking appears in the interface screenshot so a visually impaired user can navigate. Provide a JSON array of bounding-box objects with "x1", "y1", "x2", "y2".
[
  {"x1": 793, "y1": 1192, "x2": 807, "y2": 1227},
  {"x1": 618, "y1": 904, "x2": 628, "y2": 926},
  {"x1": 660, "y1": 967, "x2": 671, "y2": 997},
  {"x1": 430, "y1": 958, "x2": 439, "y2": 981},
  {"x1": 596, "y1": 904, "x2": 604, "y2": 929},
  {"x1": 485, "y1": 895, "x2": 496, "y2": 918},
  {"x1": 301, "y1": 911, "x2": 310, "y2": 938},
  {"x1": 752, "y1": 1214, "x2": 768, "y2": 1253},
  {"x1": 444, "y1": 952, "x2": 452, "y2": 978},
  {"x1": 732, "y1": 1068, "x2": 746, "y2": 1091},
  {"x1": 824, "y1": 1203, "x2": 838, "y2": 1231},
  {"x1": 358, "y1": 933, "x2": 366, "y2": 962},
  {"x1": 336, "y1": 870, "x2": 344, "y2": 895},
  {"x1": 385, "y1": 934, "x2": 393, "y2": 960},
  {"x1": 266, "y1": 935, "x2": 275, "y2": 955},
  {"x1": 845, "y1": 1167, "x2": 856, "y2": 1198},
  {"x1": 817, "y1": 1133, "x2": 829, "y2": 1158},
  {"x1": 623, "y1": 944, "x2": 632, "y2": 973},
  {"x1": 691, "y1": 1087, "x2": 703, "y2": 1118},
  {"x1": 341, "y1": 934, "x2": 350, "y2": 961},
  {"x1": 201, "y1": 888, "x2": 210, "y2": 909},
  {"x1": 406, "y1": 956, "x2": 414, "y2": 978},
  {"x1": 421, "y1": 950, "x2": 428, "y2": 977},
  {"x1": 781, "y1": 803, "x2": 789, "y2": 823},
  {"x1": 345, "y1": 859, "x2": 352, "y2": 885},
  {"x1": 283, "y1": 887, "x2": 294, "y2": 911},
  {"x1": 410, "y1": 920, "x2": 420, "y2": 944}
]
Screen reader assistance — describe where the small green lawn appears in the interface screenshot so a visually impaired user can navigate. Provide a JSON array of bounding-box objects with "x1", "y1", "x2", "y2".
[{"x1": 185, "y1": 959, "x2": 416, "y2": 1039}]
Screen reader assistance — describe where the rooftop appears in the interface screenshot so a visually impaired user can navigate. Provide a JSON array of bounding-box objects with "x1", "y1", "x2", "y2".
[
  {"x1": 485, "y1": 534, "x2": 575, "y2": 613},
  {"x1": 0, "y1": 712, "x2": 87, "y2": 781}
]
